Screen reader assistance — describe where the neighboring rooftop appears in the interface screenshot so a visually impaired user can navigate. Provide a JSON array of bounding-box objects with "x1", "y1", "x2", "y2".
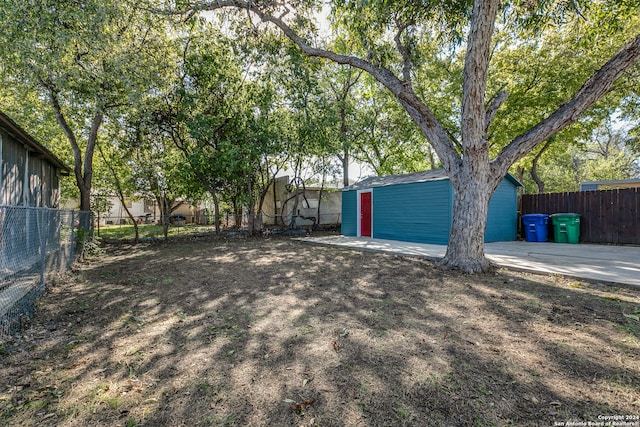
[{"x1": 580, "y1": 179, "x2": 640, "y2": 191}]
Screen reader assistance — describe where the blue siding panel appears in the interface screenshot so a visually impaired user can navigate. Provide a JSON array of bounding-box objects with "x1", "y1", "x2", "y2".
[
  {"x1": 341, "y1": 175, "x2": 518, "y2": 243},
  {"x1": 373, "y1": 181, "x2": 452, "y2": 245},
  {"x1": 341, "y1": 190, "x2": 357, "y2": 236},
  {"x1": 486, "y1": 180, "x2": 518, "y2": 242}
]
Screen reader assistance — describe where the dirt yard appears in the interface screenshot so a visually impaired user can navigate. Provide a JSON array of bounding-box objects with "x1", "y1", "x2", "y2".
[{"x1": 1, "y1": 235, "x2": 639, "y2": 427}]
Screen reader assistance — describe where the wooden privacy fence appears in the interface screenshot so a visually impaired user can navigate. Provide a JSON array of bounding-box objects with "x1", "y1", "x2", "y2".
[{"x1": 521, "y1": 188, "x2": 640, "y2": 245}]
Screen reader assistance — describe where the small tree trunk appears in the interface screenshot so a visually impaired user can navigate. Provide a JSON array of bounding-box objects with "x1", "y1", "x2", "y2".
[
  {"x1": 530, "y1": 138, "x2": 553, "y2": 194},
  {"x1": 212, "y1": 191, "x2": 221, "y2": 237},
  {"x1": 342, "y1": 149, "x2": 349, "y2": 188},
  {"x1": 233, "y1": 201, "x2": 242, "y2": 230},
  {"x1": 160, "y1": 193, "x2": 170, "y2": 238},
  {"x1": 289, "y1": 190, "x2": 299, "y2": 229},
  {"x1": 317, "y1": 169, "x2": 326, "y2": 230}
]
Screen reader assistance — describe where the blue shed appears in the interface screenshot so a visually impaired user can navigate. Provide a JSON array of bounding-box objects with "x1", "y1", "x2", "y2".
[{"x1": 341, "y1": 169, "x2": 522, "y2": 244}]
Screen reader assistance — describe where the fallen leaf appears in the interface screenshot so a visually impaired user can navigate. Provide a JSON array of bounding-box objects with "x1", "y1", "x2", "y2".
[{"x1": 289, "y1": 398, "x2": 315, "y2": 414}]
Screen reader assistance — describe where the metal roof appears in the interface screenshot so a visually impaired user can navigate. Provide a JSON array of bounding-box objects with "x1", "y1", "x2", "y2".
[
  {"x1": 343, "y1": 168, "x2": 522, "y2": 191},
  {"x1": 580, "y1": 178, "x2": 640, "y2": 191},
  {"x1": 0, "y1": 110, "x2": 71, "y2": 174}
]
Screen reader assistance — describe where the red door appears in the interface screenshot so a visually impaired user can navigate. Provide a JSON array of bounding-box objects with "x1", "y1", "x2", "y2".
[{"x1": 360, "y1": 192, "x2": 372, "y2": 237}]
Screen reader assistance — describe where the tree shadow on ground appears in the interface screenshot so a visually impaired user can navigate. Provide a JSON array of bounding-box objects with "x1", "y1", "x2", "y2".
[{"x1": 1, "y1": 236, "x2": 639, "y2": 427}]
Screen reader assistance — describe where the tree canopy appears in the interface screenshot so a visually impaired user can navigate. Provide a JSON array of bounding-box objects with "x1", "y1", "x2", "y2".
[
  {"x1": 1, "y1": 0, "x2": 639, "y2": 272},
  {"x1": 161, "y1": 0, "x2": 640, "y2": 272}
]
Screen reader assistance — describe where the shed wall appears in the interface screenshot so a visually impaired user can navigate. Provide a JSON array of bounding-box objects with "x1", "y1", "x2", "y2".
[
  {"x1": 28, "y1": 154, "x2": 42, "y2": 206},
  {"x1": 373, "y1": 180, "x2": 452, "y2": 244},
  {"x1": 340, "y1": 190, "x2": 357, "y2": 236},
  {"x1": 485, "y1": 179, "x2": 518, "y2": 242},
  {"x1": 342, "y1": 176, "x2": 518, "y2": 244}
]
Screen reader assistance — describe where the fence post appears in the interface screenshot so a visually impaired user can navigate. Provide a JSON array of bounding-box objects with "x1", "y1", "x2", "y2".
[
  {"x1": 38, "y1": 209, "x2": 47, "y2": 292},
  {"x1": 69, "y1": 210, "x2": 76, "y2": 267}
]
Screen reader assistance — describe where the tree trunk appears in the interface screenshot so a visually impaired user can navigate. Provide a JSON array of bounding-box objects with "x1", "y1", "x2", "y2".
[
  {"x1": 530, "y1": 166, "x2": 545, "y2": 194},
  {"x1": 530, "y1": 138, "x2": 553, "y2": 193},
  {"x1": 289, "y1": 189, "x2": 299, "y2": 229},
  {"x1": 47, "y1": 86, "x2": 103, "y2": 212},
  {"x1": 212, "y1": 191, "x2": 221, "y2": 237},
  {"x1": 342, "y1": 149, "x2": 349, "y2": 188},
  {"x1": 440, "y1": 171, "x2": 496, "y2": 273},
  {"x1": 233, "y1": 198, "x2": 242, "y2": 229},
  {"x1": 120, "y1": 196, "x2": 139, "y2": 242},
  {"x1": 317, "y1": 164, "x2": 326, "y2": 230},
  {"x1": 197, "y1": 0, "x2": 640, "y2": 272},
  {"x1": 246, "y1": 178, "x2": 255, "y2": 235},
  {"x1": 159, "y1": 193, "x2": 170, "y2": 237},
  {"x1": 98, "y1": 145, "x2": 139, "y2": 242}
]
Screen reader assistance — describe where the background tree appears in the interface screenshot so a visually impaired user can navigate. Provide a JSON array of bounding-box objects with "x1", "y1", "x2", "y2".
[
  {"x1": 154, "y1": 21, "x2": 289, "y2": 234},
  {"x1": 0, "y1": 1, "x2": 174, "y2": 211},
  {"x1": 174, "y1": 0, "x2": 640, "y2": 272},
  {"x1": 351, "y1": 74, "x2": 440, "y2": 176}
]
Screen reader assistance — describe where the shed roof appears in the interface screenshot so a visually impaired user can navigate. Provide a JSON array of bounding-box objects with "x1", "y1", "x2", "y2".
[
  {"x1": 343, "y1": 168, "x2": 522, "y2": 191},
  {"x1": 0, "y1": 110, "x2": 70, "y2": 174}
]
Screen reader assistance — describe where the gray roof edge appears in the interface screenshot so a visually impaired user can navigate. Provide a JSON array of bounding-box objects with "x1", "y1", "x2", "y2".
[
  {"x1": 505, "y1": 174, "x2": 524, "y2": 188},
  {"x1": 342, "y1": 169, "x2": 448, "y2": 191},
  {"x1": 0, "y1": 110, "x2": 71, "y2": 174},
  {"x1": 343, "y1": 168, "x2": 523, "y2": 190},
  {"x1": 580, "y1": 178, "x2": 640, "y2": 185}
]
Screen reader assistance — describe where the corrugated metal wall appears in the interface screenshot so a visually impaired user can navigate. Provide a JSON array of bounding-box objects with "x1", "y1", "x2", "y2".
[
  {"x1": 1, "y1": 130, "x2": 61, "y2": 208},
  {"x1": 1, "y1": 131, "x2": 26, "y2": 206}
]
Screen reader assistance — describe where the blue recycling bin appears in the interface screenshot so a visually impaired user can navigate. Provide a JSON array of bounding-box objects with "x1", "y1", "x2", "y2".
[{"x1": 522, "y1": 214, "x2": 550, "y2": 242}]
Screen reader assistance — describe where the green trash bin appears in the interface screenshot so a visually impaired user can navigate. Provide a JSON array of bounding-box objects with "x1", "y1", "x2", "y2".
[{"x1": 550, "y1": 213, "x2": 581, "y2": 244}]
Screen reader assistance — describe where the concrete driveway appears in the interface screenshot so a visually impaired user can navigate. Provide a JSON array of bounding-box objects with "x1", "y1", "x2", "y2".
[{"x1": 298, "y1": 235, "x2": 640, "y2": 288}]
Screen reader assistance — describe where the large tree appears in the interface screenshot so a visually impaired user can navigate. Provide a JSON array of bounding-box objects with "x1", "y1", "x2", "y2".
[
  {"x1": 166, "y1": 0, "x2": 640, "y2": 272},
  {"x1": 0, "y1": 1, "x2": 173, "y2": 211}
]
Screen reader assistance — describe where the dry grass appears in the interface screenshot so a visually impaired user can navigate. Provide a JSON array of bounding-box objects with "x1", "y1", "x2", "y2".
[{"x1": 1, "y1": 235, "x2": 639, "y2": 426}]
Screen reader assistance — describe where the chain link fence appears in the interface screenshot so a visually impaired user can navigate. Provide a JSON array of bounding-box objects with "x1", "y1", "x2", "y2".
[{"x1": 0, "y1": 206, "x2": 92, "y2": 337}]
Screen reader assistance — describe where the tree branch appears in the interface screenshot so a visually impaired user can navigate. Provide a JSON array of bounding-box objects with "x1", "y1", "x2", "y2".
[
  {"x1": 493, "y1": 32, "x2": 640, "y2": 175},
  {"x1": 461, "y1": 0, "x2": 500, "y2": 149},
  {"x1": 38, "y1": 74, "x2": 84, "y2": 187},
  {"x1": 191, "y1": 0, "x2": 461, "y2": 170},
  {"x1": 484, "y1": 90, "x2": 508, "y2": 134},
  {"x1": 84, "y1": 113, "x2": 104, "y2": 193},
  {"x1": 393, "y1": 18, "x2": 413, "y2": 88},
  {"x1": 530, "y1": 138, "x2": 553, "y2": 193}
]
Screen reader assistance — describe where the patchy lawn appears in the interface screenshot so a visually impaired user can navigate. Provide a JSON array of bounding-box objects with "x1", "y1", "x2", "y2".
[
  {"x1": 1, "y1": 235, "x2": 639, "y2": 427},
  {"x1": 97, "y1": 223, "x2": 219, "y2": 241}
]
